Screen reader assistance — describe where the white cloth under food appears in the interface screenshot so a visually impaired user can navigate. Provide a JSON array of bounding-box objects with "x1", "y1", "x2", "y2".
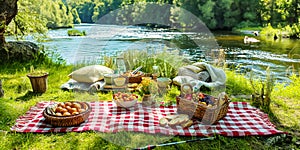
[{"x1": 60, "y1": 79, "x2": 105, "y2": 93}]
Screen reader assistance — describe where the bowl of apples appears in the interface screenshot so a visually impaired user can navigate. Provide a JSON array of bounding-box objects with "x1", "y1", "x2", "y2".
[{"x1": 113, "y1": 92, "x2": 138, "y2": 108}]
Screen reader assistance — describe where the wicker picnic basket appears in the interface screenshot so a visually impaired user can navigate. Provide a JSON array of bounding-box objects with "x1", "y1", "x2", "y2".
[
  {"x1": 176, "y1": 84, "x2": 229, "y2": 125},
  {"x1": 43, "y1": 102, "x2": 91, "y2": 127}
]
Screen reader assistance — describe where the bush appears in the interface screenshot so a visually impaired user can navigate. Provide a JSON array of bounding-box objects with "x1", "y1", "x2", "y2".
[
  {"x1": 67, "y1": 29, "x2": 86, "y2": 36},
  {"x1": 120, "y1": 49, "x2": 189, "y2": 79},
  {"x1": 260, "y1": 23, "x2": 300, "y2": 39}
]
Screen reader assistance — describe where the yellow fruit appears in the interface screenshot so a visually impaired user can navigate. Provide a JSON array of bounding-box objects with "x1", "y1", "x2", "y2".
[{"x1": 201, "y1": 102, "x2": 207, "y2": 106}]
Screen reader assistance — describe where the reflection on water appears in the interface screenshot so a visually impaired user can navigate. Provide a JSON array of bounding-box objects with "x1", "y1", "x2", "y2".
[
  {"x1": 7, "y1": 24, "x2": 300, "y2": 82},
  {"x1": 214, "y1": 31, "x2": 300, "y2": 82}
]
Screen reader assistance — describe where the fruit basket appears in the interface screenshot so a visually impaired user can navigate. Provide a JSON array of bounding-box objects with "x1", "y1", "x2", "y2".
[
  {"x1": 176, "y1": 84, "x2": 229, "y2": 124},
  {"x1": 43, "y1": 101, "x2": 91, "y2": 127},
  {"x1": 113, "y1": 92, "x2": 138, "y2": 108}
]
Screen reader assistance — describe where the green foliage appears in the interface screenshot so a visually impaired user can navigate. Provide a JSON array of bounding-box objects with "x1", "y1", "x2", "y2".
[
  {"x1": 71, "y1": 8, "x2": 81, "y2": 24},
  {"x1": 6, "y1": 0, "x2": 48, "y2": 39},
  {"x1": 4, "y1": 0, "x2": 299, "y2": 38},
  {"x1": 28, "y1": 65, "x2": 47, "y2": 76},
  {"x1": 285, "y1": 23, "x2": 300, "y2": 38},
  {"x1": 38, "y1": 0, "x2": 74, "y2": 29},
  {"x1": 249, "y1": 67, "x2": 275, "y2": 112},
  {"x1": 67, "y1": 0, "x2": 122, "y2": 23},
  {"x1": 6, "y1": 0, "x2": 74, "y2": 38},
  {"x1": 260, "y1": 23, "x2": 300, "y2": 39},
  {"x1": 102, "y1": 56, "x2": 116, "y2": 70},
  {"x1": 225, "y1": 70, "x2": 252, "y2": 96},
  {"x1": 157, "y1": 85, "x2": 181, "y2": 106},
  {"x1": 273, "y1": 75, "x2": 300, "y2": 100},
  {"x1": 260, "y1": 24, "x2": 278, "y2": 37},
  {"x1": 120, "y1": 49, "x2": 189, "y2": 79}
]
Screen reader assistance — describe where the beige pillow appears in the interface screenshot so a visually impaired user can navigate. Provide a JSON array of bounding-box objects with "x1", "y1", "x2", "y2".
[{"x1": 68, "y1": 65, "x2": 114, "y2": 83}]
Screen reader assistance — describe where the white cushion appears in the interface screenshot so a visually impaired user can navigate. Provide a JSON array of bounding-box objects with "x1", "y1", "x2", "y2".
[{"x1": 68, "y1": 65, "x2": 114, "y2": 83}]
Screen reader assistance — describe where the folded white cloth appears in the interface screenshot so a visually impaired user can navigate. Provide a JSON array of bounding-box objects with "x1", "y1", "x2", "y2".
[
  {"x1": 192, "y1": 62, "x2": 226, "y2": 88},
  {"x1": 174, "y1": 62, "x2": 226, "y2": 90}
]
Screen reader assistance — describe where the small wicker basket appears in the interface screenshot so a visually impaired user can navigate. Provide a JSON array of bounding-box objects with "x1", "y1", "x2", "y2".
[
  {"x1": 176, "y1": 84, "x2": 229, "y2": 125},
  {"x1": 128, "y1": 73, "x2": 144, "y2": 83},
  {"x1": 43, "y1": 102, "x2": 91, "y2": 127}
]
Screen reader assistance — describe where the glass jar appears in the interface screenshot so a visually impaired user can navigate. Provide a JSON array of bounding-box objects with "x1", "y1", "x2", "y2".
[
  {"x1": 152, "y1": 65, "x2": 159, "y2": 81},
  {"x1": 116, "y1": 57, "x2": 126, "y2": 75}
]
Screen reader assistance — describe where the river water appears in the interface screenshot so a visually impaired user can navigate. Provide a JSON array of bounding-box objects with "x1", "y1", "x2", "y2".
[{"x1": 14, "y1": 24, "x2": 300, "y2": 82}]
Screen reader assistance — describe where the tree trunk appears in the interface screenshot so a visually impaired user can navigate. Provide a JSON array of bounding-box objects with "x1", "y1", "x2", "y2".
[
  {"x1": 294, "y1": 0, "x2": 299, "y2": 24},
  {"x1": 0, "y1": 0, "x2": 18, "y2": 45}
]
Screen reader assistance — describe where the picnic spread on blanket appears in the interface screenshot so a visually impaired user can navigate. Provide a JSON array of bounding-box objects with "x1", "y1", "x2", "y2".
[
  {"x1": 11, "y1": 101, "x2": 286, "y2": 136},
  {"x1": 12, "y1": 63, "x2": 287, "y2": 137}
]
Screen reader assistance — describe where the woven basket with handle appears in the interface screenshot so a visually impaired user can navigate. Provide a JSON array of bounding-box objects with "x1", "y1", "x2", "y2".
[
  {"x1": 176, "y1": 84, "x2": 229, "y2": 125},
  {"x1": 43, "y1": 102, "x2": 91, "y2": 127}
]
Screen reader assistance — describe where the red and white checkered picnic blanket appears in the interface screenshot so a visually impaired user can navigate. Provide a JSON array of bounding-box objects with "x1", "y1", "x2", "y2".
[{"x1": 10, "y1": 101, "x2": 287, "y2": 136}]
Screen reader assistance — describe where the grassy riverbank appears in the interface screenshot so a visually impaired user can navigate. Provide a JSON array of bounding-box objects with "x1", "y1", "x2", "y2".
[
  {"x1": 0, "y1": 59, "x2": 299, "y2": 149},
  {"x1": 234, "y1": 24, "x2": 300, "y2": 39}
]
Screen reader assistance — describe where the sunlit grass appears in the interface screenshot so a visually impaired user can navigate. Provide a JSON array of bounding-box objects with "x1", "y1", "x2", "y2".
[
  {"x1": 225, "y1": 70, "x2": 253, "y2": 96},
  {"x1": 271, "y1": 75, "x2": 300, "y2": 130}
]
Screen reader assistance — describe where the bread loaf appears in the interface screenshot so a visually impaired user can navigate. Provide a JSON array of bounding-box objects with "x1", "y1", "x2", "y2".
[
  {"x1": 159, "y1": 117, "x2": 169, "y2": 127},
  {"x1": 181, "y1": 120, "x2": 194, "y2": 128},
  {"x1": 165, "y1": 115, "x2": 178, "y2": 120},
  {"x1": 168, "y1": 117, "x2": 182, "y2": 127},
  {"x1": 159, "y1": 113, "x2": 193, "y2": 128}
]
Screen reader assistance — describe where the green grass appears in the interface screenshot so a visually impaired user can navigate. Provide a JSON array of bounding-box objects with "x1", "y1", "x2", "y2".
[
  {"x1": 0, "y1": 60, "x2": 299, "y2": 149},
  {"x1": 270, "y1": 75, "x2": 300, "y2": 129}
]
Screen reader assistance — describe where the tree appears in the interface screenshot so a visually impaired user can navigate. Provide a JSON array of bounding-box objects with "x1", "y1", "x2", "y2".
[
  {"x1": 0, "y1": 0, "x2": 18, "y2": 45},
  {"x1": 198, "y1": 0, "x2": 216, "y2": 29}
]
